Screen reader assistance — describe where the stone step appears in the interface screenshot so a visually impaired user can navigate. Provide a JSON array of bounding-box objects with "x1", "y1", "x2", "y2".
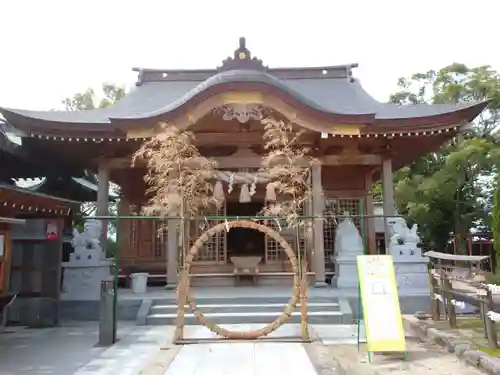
[
  {"x1": 146, "y1": 310, "x2": 344, "y2": 325},
  {"x1": 150, "y1": 302, "x2": 340, "y2": 315},
  {"x1": 149, "y1": 296, "x2": 336, "y2": 305}
]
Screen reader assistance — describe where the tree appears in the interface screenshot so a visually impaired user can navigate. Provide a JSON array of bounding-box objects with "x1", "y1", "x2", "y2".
[
  {"x1": 389, "y1": 63, "x2": 500, "y2": 252},
  {"x1": 63, "y1": 83, "x2": 125, "y2": 241},
  {"x1": 493, "y1": 181, "x2": 500, "y2": 259},
  {"x1": 62, "y1": 83, "x2": 125, "y2": 111}
]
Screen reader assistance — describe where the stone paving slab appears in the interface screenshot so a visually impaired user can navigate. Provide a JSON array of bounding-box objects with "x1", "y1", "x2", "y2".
[
  {"x1": 73, "y1": 326, "x2": 173, "y2": 375},
  {"x1": 313, "y1": 323, "x2": 366, "y2": 345},
  {"x1": 163, "y1": 342, "x2": 317, "y2": 375},
  {"x1": 0, "y1": 322, "x2": 135, "y2": 375},
  {"x1": 0, "y1": 322, "x2": 170, "y2": 375}
]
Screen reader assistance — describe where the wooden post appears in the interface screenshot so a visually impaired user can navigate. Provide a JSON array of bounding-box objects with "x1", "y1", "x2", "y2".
[
  {"x1": 166, "y1": 219, "x2": 179, "y2": 289},
  {"x1": 311, "y1": 164, "x2": 326, "y2": 287},
  {"x1": 440, "y1": 269, "x2": 448, "y2": 321},
  {"x1": 381, "y1": 157, "x2": 395, "y2": 251},
  {"x1": 443, "y1": 276, "x2": 457, "y2": 328},
  {"x1": 484, "y1": 288, "x2": 498, "y2": 349},
  {"x1": 428, "y1": 265, "x2": 440, "y2": 321},
  {"x1": 97, "y1": 163, "x2": 110, "y2": 255}
]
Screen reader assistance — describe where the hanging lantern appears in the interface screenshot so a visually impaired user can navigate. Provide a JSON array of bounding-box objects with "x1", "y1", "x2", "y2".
[
  {"x1": 214, "y1": 181, "x2": 225, "y2": 201},
  {"x1": 265, "y1": 182, "x2": 277, "y2": 202},
  {"x1": 239, "y1": 184, "x2": 251, "y2": 203}
]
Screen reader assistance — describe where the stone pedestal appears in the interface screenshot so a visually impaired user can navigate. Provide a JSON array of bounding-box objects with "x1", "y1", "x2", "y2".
[
  {"x1": 391, "y1": 245, "x2": 430, "y2": 294},
  {"x1": 333, "y1": 215, "x2": 364, "y2": 289},
  {"x1": 333, "y1": 256, "x2": 360, "y2": 288},
  {"x1": 61, "y1": 260, "x2": 112, "y2": 301},
  {"x1": 389, "y1": 244, "x2": 430, "y2": 313}
]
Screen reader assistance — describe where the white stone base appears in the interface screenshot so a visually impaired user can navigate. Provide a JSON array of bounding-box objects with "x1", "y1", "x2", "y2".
[
  {"x1": 334, "y1": 257, "x2": 361, "y2": 289},
  {"x1": 393, "y1": 259, "x2": 430, "y2": 296},
  {"x1": 61, "y1": 260, "x2": 112, "y2": 301}
]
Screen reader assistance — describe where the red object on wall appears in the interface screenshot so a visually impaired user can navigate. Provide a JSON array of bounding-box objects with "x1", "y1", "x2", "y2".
[{"x1": 46, "y1": 221, "x2": 58, "y2": 240}]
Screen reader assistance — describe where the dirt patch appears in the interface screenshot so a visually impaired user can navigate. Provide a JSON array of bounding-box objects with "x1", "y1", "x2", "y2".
[
  {"x1": 420, "y1": 317, "x2": 500, "y2": 357},
  {"x1": 322, "y1": 337, "x2": 484, "y2": 375}
]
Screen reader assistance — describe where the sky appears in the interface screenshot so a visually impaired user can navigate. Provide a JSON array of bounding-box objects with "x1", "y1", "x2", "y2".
[{"x1": 0, "y1": 0, "x2": 499, "y2": 111}]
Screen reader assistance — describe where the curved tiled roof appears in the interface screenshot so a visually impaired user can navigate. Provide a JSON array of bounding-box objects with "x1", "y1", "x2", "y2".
[
  {"x1": 0, "y1": 37, "x2": 489, "y2": 134},
  {"x1": 0, "y1": 70, "x2": 487, "y2": 127},
  {"x1": 1, "y1": 70, "x2": 380, "y2": 125}
]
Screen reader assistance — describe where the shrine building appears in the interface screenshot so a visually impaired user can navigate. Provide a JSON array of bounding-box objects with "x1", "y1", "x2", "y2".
[{"x1": 0, "y1": 38, "x2": 487, "y2": 288}]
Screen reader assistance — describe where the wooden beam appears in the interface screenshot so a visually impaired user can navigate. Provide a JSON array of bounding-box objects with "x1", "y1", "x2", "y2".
[
  {"x1": 192, "y1": 132, "x2": 316, "y2": 146},
  {"x1": 103, "y1": 153, "x2": 382, "y2": 170},
  {"x1": 319, "y1": 154, "x2": 381, "y2": 165}
]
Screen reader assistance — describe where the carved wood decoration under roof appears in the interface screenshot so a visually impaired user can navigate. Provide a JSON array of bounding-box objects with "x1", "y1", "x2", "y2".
[{"x1": 218, "y1": 37, "x2": 268, "y2": 72}]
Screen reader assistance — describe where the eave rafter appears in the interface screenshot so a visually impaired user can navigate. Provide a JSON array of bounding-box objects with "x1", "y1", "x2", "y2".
[{"x1": 25, "y1": 123, "x2": 462, "y2": 142}]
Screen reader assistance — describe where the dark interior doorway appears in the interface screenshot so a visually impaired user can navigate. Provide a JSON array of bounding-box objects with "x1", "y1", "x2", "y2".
[{"x1": 226, "y1": 201, "x2": 265, "y2": 261}]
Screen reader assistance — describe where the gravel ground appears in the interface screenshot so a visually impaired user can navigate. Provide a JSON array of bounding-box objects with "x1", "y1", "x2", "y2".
[{"x1": 312, "y1": 337, "x2": 486, "y2": 375}]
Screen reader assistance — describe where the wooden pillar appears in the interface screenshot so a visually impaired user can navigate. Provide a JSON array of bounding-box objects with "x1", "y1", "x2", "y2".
[
  {"x1": 312, "y1": 164, "x2": 327, "y2": 287},
  {"x1": 97, "y1": 163, "x2": 110, "y2": 257},
  {"x1": 381, "y1": 157, "x2": 395, "y2": 250},
  {"x1": 305, "y1": 173, "x2": 314, "y2": 271},
  {"x1": 364, "y1": 170, "x2": 376, "y2": 254},
  {"x1": 166, "y1": 220, "x2": 179, "y2": 289}
]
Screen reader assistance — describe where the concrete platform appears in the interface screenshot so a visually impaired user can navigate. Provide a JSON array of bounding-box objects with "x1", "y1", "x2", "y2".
[{"x1": 59, "y1": 285, "x2": 429, "y2": 324}]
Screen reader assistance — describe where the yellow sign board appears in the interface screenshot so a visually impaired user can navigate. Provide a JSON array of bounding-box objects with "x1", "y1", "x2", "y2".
[{"x1": 357, "y1": 255, "x2": 406, "y2": 353}]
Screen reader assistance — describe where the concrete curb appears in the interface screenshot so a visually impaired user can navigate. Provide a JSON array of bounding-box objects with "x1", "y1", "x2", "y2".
[
  {"x1": 403, "y1": 316, "x2": 500, "y2": 375},
  {"x1": 136, "y1": 299, "x2": 153, "y2": 326}
]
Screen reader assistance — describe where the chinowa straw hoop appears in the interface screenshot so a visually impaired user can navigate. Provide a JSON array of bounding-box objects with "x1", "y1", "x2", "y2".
[{"x1": 182, "y1": 220, "x2": 301, "y2": 339}]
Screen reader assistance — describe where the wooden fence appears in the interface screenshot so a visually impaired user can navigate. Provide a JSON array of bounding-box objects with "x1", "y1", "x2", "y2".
[{"x1": 429, "y1": 267, "x2": 499, "y2": 348}]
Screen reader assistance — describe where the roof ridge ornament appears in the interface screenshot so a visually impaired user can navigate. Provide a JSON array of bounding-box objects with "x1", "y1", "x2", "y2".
[{"x1": 218, "y1": 37, "x2": 268, "y2": 72}]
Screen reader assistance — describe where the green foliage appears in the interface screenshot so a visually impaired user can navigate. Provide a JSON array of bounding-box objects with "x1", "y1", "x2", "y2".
[
  {"x1": 371, "y1": 182, "x2": 382, "y2": 202},
  {"x1": 63, "y1": 83, "x2": 125, "y2": 237},
  {"x1": 493, "y1": 180, "x2": 500, "y2": 255},
  {"x1": 390, "y1": 63, "x2": 500, "y2": 252},
  {"x1": 62, "y1": 83, "x2": 125, "y2": 111}
]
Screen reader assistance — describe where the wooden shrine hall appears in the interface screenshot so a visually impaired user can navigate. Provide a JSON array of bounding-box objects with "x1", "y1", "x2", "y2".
[{"x1": 0, "y1": 38, "x2": 487, "y2": 287}]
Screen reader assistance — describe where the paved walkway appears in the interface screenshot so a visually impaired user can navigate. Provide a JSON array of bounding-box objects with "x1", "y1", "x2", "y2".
[
  {"x1": 0, "y1": 323, "x2": 116, "y2": 375},
  {"x1": 164, "y1": 342, "x2": 317, "y2": 375},
  {"x1": 0, "y1": 322, "x2": 167, "y2": 375},
  {"x1": 0, "y1": 322, "x2": 379, "y2": 375}
]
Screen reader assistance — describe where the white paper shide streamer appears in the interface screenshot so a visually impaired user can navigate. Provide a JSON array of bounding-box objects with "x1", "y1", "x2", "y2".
[
  {"x1": 239, "y1": 184, "x2": 251, "y2": 203},
  {"x1": 487, "y1": 311, "x2": 500, "y2": 322},
  {"x1": 213, "y1": 181, "x2": 225, "y2": 201},
  {"x1": 434, "y1": 293, "x2": 466, "y2": 309},
  {"x1": 484, "y1": 284, "x2": 500, "y2": 294},
  {"x1": 265, "y1": 182, "x2": 277, "y2": 202}
]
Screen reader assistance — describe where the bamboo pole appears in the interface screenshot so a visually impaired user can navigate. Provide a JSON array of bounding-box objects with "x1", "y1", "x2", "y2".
[
  {"x1": 173, "y1": 270, "x2": 188, "y2": 344},
  {"x1": 300, "y1": 257, "x2": 309, "y2": 341}
]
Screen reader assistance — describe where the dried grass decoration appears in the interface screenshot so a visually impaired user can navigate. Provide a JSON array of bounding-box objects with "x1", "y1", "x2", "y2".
[
  {"x1": 260, "y1": 117, "x2": 316, "y2": 227},
  {"x1": 134, "y1": 120, "x2": 312, "y2": 340},
  {"x1": 260, "y1": 117, "x2": 316, "y2": 341},
  {"x1": 132, "y1": 123, "x2": 221, "y2": 218}
]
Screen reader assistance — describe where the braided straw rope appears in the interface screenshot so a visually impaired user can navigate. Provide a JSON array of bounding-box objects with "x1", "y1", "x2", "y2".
[{"x1": 183, "y1": 220, "x2": 301, "y2": 339}]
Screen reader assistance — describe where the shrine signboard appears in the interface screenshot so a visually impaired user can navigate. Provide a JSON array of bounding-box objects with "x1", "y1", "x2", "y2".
[{"x1": 357, "y1": 255, "x2": 406, "y2": 354}]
